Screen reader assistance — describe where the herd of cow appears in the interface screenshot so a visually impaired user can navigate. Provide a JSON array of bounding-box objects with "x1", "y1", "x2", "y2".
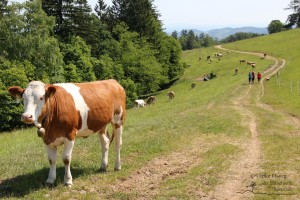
[
  {"x1": 7, "y1": 50, "x2": 266, "y2": 187},
  {"x1": 133, "y1": 91, "x2": 176, "y2": 108}
]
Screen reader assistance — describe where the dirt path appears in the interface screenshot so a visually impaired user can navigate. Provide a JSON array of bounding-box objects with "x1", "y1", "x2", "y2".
[
  {"x1": 105, "y1": 47, "x2": 286, "y2": 199},
  {"x1": 207, "y1": 46, "x2": 286, "y2": 199},
  {"x1": 110, "y1": 138, "x2": 221, "y2": 199}
]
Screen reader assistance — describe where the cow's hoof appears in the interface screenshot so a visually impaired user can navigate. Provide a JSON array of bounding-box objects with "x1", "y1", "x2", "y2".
[
  {"x1": 45, "y1": 182, "x2": 54, "y2": 188},
  {"x1": 99, "y1": 168, "x2": 107, "y2": 173},
  {"x1": 64, "y1": 183, "x2": 72, "y2": 188},
  {"x1": 114, "y1": 168, "x2": 121, "y2": 172}
]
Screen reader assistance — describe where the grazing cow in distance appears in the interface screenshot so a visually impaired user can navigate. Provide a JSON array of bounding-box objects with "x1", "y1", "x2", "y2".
[
  {"x1": 134, "y1": 99, "x2": 145, "y2": 108},
  {"x1": 146, "y1": 96, "x2": 156, "y2": 106},
  {"x1": 206, "y1": 55, "x2": 211, "y2": 61},
  {"x1": 235, "y1": 68, "x2": 239, "y2": 75},
  {"x1": 247, "y1": 61, "x2": 256, "y2": 66},
  {"x1": 167, "y1": 91, "x2": 175, "y2": 100},
  {"x1": 191, "y1": 82, "x2": 196, "y2": 89},
  {"x1": 8, "y1": 80, "x2": 126, "y2": 187},
  {"x1": 240, "y1": 59, "x2": 246, "y2": 64}
]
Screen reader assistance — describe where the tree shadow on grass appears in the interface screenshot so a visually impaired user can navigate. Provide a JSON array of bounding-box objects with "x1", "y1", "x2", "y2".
[{"x1": 0, "y1": 166, "x2": 89, "y2": 198}]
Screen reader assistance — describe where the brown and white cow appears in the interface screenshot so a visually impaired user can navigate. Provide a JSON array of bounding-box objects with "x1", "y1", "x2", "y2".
[
  {"x1": 167, "y1": 91, "x2": 175, "y2": 100},
  {"x1": 146, "y1": 96, "x2": 156, "y2": 106},
  {"x1": 8, "y1": 80, "x2": 126, "y2": 186}
]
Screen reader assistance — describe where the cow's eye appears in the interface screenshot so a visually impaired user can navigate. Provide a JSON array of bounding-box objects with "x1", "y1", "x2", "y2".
[{"x1": 40, "y1": 97, "x2": 43, "y2": 100}]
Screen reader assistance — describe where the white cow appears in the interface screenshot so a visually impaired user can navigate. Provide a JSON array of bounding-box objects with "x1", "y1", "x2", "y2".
[{"x1": 134, "y1": 99, "x2": 146, "y2": 108}]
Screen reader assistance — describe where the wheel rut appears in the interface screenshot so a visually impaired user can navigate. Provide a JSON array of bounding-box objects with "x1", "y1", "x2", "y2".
[{"x1": 207, "y1": 46, "x2": 286, "y2": 199}]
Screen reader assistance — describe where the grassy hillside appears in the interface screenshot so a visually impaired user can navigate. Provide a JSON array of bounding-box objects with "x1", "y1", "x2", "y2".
[
  {"x1": 223, "y1": 28, "x2": 300, "y2": 117},
  {"x1": 0, "y1": 29, "x2": 299, "y2": 199}
]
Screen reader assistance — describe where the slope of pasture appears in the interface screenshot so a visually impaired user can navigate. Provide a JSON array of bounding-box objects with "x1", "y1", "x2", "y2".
[
  {"x1": 1, "y1": 29, "x2": 300, "y2": 199},
  {"x1": 0, "y1": 47, "x2": 271, "y2": 199},
  {"x1": 223, "y1": 28, "x2": 300, "y2": 117}
]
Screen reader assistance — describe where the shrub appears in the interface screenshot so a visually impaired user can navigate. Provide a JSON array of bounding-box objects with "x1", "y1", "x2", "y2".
[{"x1": 0, "y1": 91, "x2": 27, "y2": 132}]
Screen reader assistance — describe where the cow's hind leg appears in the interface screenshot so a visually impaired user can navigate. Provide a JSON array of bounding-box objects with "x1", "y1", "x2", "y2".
[
  {"x1": 46, "y1": 145, "x2": 57, "y2": 186},
  {"x1": 98, "y1": 127, "x2": 109, "y2": 172},
  {"x1": 113, "y1": 124, "x2": 123, "y2": 171},
  {"x1": 62, "y1": 139, "x2": 74, "y2": 186},
  {"x1": 112, "y1": 106, "x2": 125, "y2": 171}
]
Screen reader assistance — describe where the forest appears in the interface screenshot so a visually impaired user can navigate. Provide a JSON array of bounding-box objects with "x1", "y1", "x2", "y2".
[{"x1": 0, "y1": 0, "x2": 185, "y2": 102}]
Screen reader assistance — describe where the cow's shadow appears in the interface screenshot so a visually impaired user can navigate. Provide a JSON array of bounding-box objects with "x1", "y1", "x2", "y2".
[{"x1": 0, "y1": 167, "x2": 89, "y2": 198}]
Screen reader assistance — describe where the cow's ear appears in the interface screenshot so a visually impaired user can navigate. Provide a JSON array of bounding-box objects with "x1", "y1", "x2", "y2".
[
  {"x1": 45, "y1": 85, "x2": 56, "y2": 98},
  {"x1": 8, "y1": 86, "x2": 25, "y2": 99}
]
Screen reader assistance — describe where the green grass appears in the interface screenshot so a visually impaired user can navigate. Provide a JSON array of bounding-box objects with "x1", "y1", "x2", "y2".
[
  {"x1": 224, "y1": 28, "x2": 300, "y2": 117},
  {"x1": 1, "y1": 29, "x2": 300, "y2": 199}
]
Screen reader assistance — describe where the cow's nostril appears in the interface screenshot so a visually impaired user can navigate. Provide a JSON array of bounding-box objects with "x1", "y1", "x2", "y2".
[{"x1": 22, "y1": 114, "x2": 33, "y2": 122}]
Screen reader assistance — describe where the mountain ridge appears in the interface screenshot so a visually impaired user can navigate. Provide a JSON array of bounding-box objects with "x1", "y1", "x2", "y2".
[{"x1": 168, "y1": 26, "x2": 268, "y2": 40}]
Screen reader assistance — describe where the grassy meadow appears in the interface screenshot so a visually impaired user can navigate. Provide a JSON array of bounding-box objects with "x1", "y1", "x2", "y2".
[
  {"x1": 0, "y1": 29, "x2": 300, "y2": 199},
  {"x1": 224, "y1": 28, "x2": 300, "y2": 117}
]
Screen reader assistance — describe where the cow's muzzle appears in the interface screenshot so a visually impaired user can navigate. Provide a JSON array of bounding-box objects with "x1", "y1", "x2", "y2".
[{"x1": 21, "y1": 113, "x2": 34, "y2": 124}]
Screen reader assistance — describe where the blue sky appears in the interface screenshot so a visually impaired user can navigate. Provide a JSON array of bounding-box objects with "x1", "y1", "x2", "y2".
[{"x1": 13, "y1": 0, "x2": 292, "y2": 31}]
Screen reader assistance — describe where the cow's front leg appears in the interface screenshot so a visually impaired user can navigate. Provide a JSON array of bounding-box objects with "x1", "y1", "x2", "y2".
[
  {"x1": 62, "y1": 139, "x2": 74, "y2": 186},
  {"x1": 98, "y1": 128, "x2": 109, "y2": 172},
  {"x1": 46, "y1": 145, "x2": 57, "y2": 185}
]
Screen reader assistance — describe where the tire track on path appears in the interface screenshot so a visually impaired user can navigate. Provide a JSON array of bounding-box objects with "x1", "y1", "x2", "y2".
[{"x1": 207, "y1": 46, "x2": 286, "y2": 199}]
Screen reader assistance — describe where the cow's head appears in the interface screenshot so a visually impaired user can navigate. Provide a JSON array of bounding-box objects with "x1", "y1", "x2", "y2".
[{"x1": 8, "y1": 81, "x2": 56, "y2": 128}]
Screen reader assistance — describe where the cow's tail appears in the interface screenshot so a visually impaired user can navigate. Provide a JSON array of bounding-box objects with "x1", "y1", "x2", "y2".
[{"x1": 106, "y1": 129, "x2": 114, "y2": 146}]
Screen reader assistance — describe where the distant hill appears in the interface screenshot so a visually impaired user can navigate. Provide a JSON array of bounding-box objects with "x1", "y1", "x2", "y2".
[
  {"x1": 207, "y1": 27, "x2": 268, "y2": 39},
  {"x1": 170, "y1": 27, "x2": 268, "y2": 40}
]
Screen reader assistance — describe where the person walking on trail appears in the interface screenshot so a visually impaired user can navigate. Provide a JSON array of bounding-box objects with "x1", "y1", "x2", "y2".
[
  {"x1": 251, "y1": 71, "x2": 255, "y2": 83},
  {"x1": 248, "y1": 72, "x2": 252, "y2": 84},
  {"x1": 257, "y1": 71, "x2": 262, "y2": 82}
]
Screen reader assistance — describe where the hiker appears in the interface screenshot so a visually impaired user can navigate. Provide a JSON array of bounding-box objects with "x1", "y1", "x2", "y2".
[
  {"x1": 251, "y1": 71, "x2": 255, "y2": 83},
  {"x1": 248, "y1": 72, "x2": 252, "y2": 84},
  {"x1": 257, "y1": 71, "x2": 262, "y2": 82}
]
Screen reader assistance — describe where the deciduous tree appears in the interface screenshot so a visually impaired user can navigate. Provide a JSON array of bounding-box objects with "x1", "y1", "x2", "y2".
[{"x1": 285, "y1": 0, "x2": 300, "y2": 28}]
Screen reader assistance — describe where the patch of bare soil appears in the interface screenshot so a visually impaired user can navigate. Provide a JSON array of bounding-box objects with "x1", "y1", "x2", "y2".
[{"x1": 110, "y1": 139, "x2": 219, "y2": 199}]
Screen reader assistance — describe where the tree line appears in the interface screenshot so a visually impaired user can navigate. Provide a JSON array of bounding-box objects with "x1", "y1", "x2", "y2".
[
  {"x1": 0, "y1": 0, "x2": 185, "y2": 103},
  {"x1": 171, "y1": 29, "x2": 266, "y2": 50}
]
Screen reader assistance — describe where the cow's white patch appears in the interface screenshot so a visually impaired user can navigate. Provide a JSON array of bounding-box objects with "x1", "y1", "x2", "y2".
[{"x1": 55, "y1": 83, "x2": 91, "y2": 133}]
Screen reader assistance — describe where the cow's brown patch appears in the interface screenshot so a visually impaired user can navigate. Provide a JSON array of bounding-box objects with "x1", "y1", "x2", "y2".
[
  {"x1": 42, "y1": 85, "x2": 79, "y2": 145},
  {"x1": 77, "y1": 80, "x2": 126, "y2": 133}
]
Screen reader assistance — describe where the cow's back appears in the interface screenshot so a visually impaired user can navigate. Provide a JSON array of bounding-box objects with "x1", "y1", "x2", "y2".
[{"x1": 74, "y1": 80, "x2": 126, "y2": 133}]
